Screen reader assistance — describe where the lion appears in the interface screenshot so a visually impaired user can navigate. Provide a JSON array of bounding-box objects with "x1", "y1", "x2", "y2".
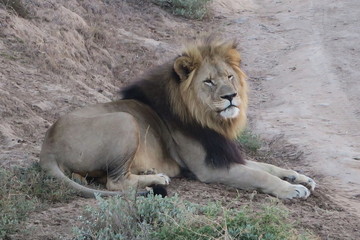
[{"x1": 40, "y1": 37, "x2": 316, "y2": 199}]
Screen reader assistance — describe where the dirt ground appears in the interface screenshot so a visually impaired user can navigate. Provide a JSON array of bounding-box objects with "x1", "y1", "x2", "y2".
[
  {"x1": 1, "y1": 0, "x2": 360, "y2": 239},
  {"x1": 243, "y1": 0, "x2": 360, "y2": 217}
]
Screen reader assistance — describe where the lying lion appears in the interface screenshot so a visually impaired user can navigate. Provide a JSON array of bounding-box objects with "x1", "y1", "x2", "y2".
[{"x1": 40, "y1": 37, "x2": 315, "y2": 199}]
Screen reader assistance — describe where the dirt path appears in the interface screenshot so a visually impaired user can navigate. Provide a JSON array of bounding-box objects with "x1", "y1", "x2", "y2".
[{"x1": 217, "y1": 0, "x2": 360, "y2": 215}]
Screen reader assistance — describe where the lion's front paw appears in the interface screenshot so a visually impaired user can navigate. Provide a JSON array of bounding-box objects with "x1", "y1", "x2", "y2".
[
  {"x1": 284, "y1": 173, "x2": 316, "y2": 191},
  {"x1": 275, "y1": 184, "x2": 310, "y2": 199},
  {"x1": 302, "y1": 176, "x2": 316, "y2": 191},
  {"x1": 155, "y1": 173, "x2": 171, "y2": 185}
]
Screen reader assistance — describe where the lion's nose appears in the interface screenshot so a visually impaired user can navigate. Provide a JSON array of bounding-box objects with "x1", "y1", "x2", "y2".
[{"x1": 221, "y1": 93, "x2": 237, "y2": 102}]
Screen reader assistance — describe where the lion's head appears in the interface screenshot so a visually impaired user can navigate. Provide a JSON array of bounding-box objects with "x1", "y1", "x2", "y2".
[
  {"x1": 170, "y1": 37, "x2": 248, "y2": 139},
  {"x1": 121, "y1": 37, "x2": 248, "y2": 141}
]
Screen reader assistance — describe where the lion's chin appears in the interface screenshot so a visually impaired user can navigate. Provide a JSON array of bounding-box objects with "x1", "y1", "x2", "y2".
[{"x1": 219, "y1": 106, "x2": 240, "y2": 119}]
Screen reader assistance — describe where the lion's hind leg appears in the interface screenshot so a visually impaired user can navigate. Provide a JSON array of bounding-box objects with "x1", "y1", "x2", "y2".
[
  {"x1": 245, "y1": 160, "x2": 316, "y2": 191},
  {"x1": 106, "y1": 173, "x2": 170, "y2": 191}
]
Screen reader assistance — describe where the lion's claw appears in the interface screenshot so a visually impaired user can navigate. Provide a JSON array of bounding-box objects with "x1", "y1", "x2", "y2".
[
  {"x1": 283, "y1": 173, "x2": 316, "y2": 192},
  {"x1": 156, "y1": 173, "x2": 171, "y2": 185},
  {"x1": 294, "y1": 184, "x2": 310, "y2": 198},
  {"x1": 275, "y1": 183, "x2": 310, "y2": 199},
  {"x1": 306, "y1": 177, "x2": 316, "y2": 191}
]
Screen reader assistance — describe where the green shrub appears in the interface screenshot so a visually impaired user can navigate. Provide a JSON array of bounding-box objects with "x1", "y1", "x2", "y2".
[
  {"x1": 238, "y1": 129, "x2": 262, "y2": 154},
  {"x1": 153, "y1": 0, "x2": 212, "y2": 19},
  {"x1": 0, "y1": 163, "x2": 75, "y2": 238},
  {"x1": 75, "y1": 194, "x2": 310, "y2": 240},
  {"x1": 0, "y1": 168, "x2": 36, "y2": 238},
  {"x1": 12, "y1": 162, "x2": 75, "y2": 203}
]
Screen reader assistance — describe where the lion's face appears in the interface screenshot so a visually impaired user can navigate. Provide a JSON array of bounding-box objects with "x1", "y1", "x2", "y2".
[
  {"x1": 193, "y1": 58, "x2": 242, "y2": 120},
  {"x1": 171, "y1": 39, "x2": 248, "y2": 139}
]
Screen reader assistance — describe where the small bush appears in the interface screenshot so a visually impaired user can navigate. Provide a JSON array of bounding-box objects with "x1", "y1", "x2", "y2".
[
  {"x1": 12, "y1": 162, "x2": 75, "y2": 203},
  {"x1": 238, "y1": 129, "x2": 262, "y2": 154},
  {"x1": 75, "y1": 194, "x2": 310, "y2": 240},
  {"x1": 0, "y1": 162, "x2": 75, "y2": 238},
  {"x1": 153, "y1": 0, "x2": 212, "y2": 19},
  {"x1": 0, "y1": 0, "x2": 29, "y2": 18},
  {"x1": 0, "y1": 168, "x2": 36, "y2": 238}
]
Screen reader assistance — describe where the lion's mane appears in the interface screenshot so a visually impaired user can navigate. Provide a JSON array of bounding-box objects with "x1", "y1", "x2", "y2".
[{"x1": 121, "y1": 37, "x2": 248, "y2": 168}]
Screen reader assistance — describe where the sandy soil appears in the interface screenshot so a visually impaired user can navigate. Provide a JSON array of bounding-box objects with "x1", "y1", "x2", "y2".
[
  {"x1": 1, "y1": 0, "x2": 360, "y2": 239},
  {"x1": 232, "y1": 0, "x2": 360, "y2": 216}
]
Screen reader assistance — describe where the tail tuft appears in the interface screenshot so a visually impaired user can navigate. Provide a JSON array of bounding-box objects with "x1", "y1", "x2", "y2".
[{"x1": 151, "y1": 185, "x2": 168, "y2": 198}]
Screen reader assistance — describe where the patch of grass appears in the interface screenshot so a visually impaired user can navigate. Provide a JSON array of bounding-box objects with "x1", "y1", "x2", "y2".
[
  {"x1": 0, "y1": 0, "x2": 29, "y2": 18},
  {"x1": 238, "y1": 129, "x2": 262, "y2": 154},
  {"x1": 0, "y1": 162, "x2": 75, "y2": 238},
  {"x1": 0, "y1": 169, "x2": 36, "y2": 238},
  {"x1": 74, "y1": 194, "x2": 311, "y2": 240},
  {"x1": 0, "y1": 52, "x2": 17, "y2": 61},
  {"x1": 14, "y1": 162, "x2": 76, "y2": 203},
  {"x1": 153, "y1": 0, "x2": 212, "y2": 19}
]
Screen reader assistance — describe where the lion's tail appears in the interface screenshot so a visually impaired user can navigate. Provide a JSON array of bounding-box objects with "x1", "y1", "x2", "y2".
[{"x1": 40, "y1": 160, "x2": 149, "y2": 198}]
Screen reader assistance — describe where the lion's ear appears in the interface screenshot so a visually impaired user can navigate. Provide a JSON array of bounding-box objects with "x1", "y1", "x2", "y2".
[{"x1": 174, "y1": 56, "x2": 193, "y2": 81}]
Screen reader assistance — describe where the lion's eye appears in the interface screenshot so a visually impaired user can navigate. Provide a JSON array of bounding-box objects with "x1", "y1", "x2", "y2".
[
  {"x1": 204, "y1": 79, "x2": 215, "y2": 86},
  {"x1": 228, "y1": 75, "x2": 234, "y2": 81}
]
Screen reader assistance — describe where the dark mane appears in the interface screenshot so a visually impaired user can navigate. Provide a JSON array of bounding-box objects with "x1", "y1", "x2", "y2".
[{"x1": 120, "y1": 63, "x2": 244, "y2": 169}]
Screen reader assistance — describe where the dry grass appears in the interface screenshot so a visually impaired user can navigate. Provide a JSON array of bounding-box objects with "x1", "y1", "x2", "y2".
[
  {"x1": 0, "y1": 162, "x2": 76, "y2": 238},
  {"x1": 74, "y1": 194, "x2": 314, "y2": 240},
  {"x1": 0, "y1": 0, "x2": 29, "y2": 18},
  {"x1": 152, "y1": 0, "x2": 212, "y2": 19}
]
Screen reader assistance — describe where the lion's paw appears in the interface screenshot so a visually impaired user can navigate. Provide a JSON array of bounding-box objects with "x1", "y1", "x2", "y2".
[
  {"x1": 276, "y1": 184, "x2": 310, "y2": 199},
  {"x1": 303, "y1": 176, "x2": 316, "y2": 191},
  {"x1": 155, "y1": 173, "x2": 171, "y2": 185},
  {"x1": 284, "y1": 173, "x2": 316, "y2": 191},
  {"x1": 72, "y1": 173, "x2": 88, "y2": 185}
]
